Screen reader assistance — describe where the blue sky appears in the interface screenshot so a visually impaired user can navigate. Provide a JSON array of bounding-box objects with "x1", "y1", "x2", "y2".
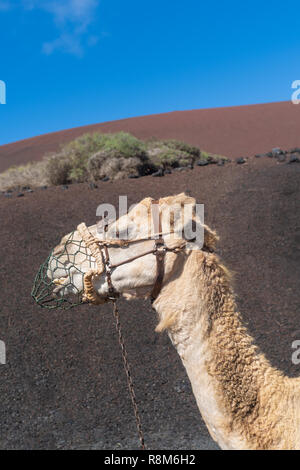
[{"x1": 0, "y1": 0, "x2": 299, "y2": 145}]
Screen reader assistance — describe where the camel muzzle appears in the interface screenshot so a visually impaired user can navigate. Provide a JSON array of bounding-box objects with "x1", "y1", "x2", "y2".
[{"x1": 31, "y1": 230, "x2": 92, "y2": 310}]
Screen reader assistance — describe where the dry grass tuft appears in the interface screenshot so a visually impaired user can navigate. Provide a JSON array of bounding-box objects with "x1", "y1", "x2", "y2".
[{"x1": 0, "y1": 161, "x2": 48, "y2": 192}]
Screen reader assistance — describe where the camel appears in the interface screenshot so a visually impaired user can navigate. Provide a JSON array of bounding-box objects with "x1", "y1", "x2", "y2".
[{"x1": 48, "y1": 193, "x2": 300, "y2": 450}]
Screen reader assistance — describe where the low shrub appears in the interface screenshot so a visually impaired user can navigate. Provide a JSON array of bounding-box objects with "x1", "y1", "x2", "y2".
[
  {"x1": 0, "y1": 132, "x2": 222, "y2": 191},
  {"x1": 46, "y1": 152, "x2": 73, "y2": 185},
  {"x1": 0, "y1": 161, "x2": 47, "y2": 191},
  {"x1": 46, "y1": 132, "x2": 149, "y2": 184}
]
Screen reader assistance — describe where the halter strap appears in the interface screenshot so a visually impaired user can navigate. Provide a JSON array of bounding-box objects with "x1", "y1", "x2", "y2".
[{"x1": 150, "y1": 199, "x2": 166, "y2": 301}]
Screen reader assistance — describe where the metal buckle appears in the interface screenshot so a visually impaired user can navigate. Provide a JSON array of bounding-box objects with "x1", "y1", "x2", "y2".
[{"x1": 153, "y1": 245, "x2": 167, "y2": 256}]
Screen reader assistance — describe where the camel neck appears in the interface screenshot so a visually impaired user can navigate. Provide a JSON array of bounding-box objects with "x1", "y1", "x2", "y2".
[{"x1": 154, "y1": 250, "x2": 294, "y2": 449}]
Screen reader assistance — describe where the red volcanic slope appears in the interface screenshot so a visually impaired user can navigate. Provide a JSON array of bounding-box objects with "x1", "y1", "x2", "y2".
[{"x1": 0, "y1": 101, "x2": 300, "y2": 172}]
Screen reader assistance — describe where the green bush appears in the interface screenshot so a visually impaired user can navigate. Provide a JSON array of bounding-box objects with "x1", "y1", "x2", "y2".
[
  {"x1": 46, "y1": 153, "x2": 72, "y2": 185},
  {"x1": 87, "y1": 149, "x2": 141, "y2": 180},
  {"x1": 161, "y1": 139, "x2": 201, "y2": 159},
  {"x1": 149, "y1": 149, "x2": 189, "y2": 168},
  {"x1": 146, "y1": 138, "x2": 199, "y2": 169},
  {"x1": 0, "y1": 131, "x2": 222, "y2": 191},
  {"x1": 48, "y1": 131, "x2": 149, "y2": 184}
]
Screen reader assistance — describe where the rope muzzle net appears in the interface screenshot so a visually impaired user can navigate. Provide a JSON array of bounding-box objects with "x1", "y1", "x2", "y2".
[
  {"x1": 31, "y1": 221, "x2": 140, "y2": 309},
  {"x1": 32, "y1": 230, "x2": 87, "y2": 310},
  {"x1": 31, "y1": 226, "x2": 99, "y2": 309}
]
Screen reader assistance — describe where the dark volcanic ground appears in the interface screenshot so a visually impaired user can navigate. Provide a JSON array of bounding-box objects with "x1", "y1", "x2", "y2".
[{"x1": 0, "y1": 157, "x2": 300, "y2": 450}]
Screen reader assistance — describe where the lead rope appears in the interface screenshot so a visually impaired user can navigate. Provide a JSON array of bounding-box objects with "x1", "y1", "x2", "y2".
[
  {"x1": 77, "y1": 218, "x2": 185, "y2": 451},
  {"x1": 77, "y1": 223, "x2": 146, "y2": 448},
  {"x1": 111, "y1": 299, "x2": 146, "y2": 450}
]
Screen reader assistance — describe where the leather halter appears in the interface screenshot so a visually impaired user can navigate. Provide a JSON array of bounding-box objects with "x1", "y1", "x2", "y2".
[
  {"x1": 76, "y1": 200, "x2": 186, "y2": 305},
  {"x1": 149, "y1": 199, "x2": 166, "y2": 301}
]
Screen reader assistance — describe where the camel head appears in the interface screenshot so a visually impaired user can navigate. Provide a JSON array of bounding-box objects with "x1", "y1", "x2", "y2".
[{"x1": 33, "y1": 193, "x2": 218, "y2": 309}]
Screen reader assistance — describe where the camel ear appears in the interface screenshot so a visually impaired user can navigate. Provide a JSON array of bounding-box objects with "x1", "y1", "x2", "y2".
[
  {"x1": 203, "y1": 224, "x2": 219, "y2": 252},
  {"x1": 181, "y1": 218, "x2": 219, "y2": 252},
  {"x1": 160, "y1": 193, "x2": 219, "y2": 251},
  {"x1": 176, "y1": 195, "x2": 219, "y2": 251}
]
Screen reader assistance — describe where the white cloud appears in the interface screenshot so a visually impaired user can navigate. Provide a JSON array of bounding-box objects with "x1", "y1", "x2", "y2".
[
  {"x1": 23, "y1": 0, "x2": 100, "y2": 56},
  {"x1": 25, "y1": 0, "x2": 98, "y2": 27},
  {"x1": 0, "y1": 1, "x2": 11, "y2": 10},
  {"x1": 43, "y1": 33, "x2": 84, "y2": 57}
]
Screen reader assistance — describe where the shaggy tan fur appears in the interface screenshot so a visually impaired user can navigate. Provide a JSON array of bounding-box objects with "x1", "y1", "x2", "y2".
[{"x1": 154, "y1": 244, "x2": 300, "y2": 449}]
